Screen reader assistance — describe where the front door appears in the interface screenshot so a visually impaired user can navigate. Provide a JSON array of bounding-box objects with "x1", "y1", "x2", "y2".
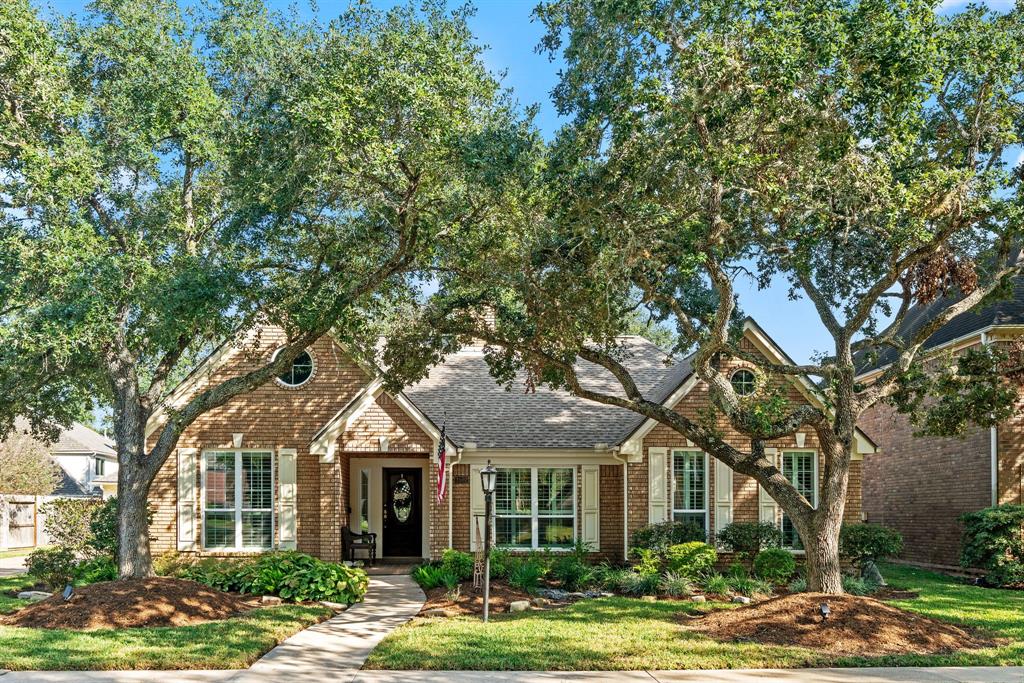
[{"x1": 383, "y1": 468, "x2": 421, "y2": 557}]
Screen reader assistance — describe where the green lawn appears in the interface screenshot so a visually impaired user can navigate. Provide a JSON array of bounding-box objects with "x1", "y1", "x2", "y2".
[
  {"x1": 0, "y1": 575, "x2": 333, "y2": 670},
  {"x1": 364, "y1": 563, "x2": 1024, "y2": 671},
  {"x1": 0, "y1": 547, "x2": 37, "y2": 559}
]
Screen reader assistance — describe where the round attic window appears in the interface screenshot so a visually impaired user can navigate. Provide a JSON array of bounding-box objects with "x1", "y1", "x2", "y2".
[
  {"x1": 275, "y1": 349, "x2": 315, "y2": 388},
  {"x1": 730, "y1": 368, "x2": 757, "y2": 397}
]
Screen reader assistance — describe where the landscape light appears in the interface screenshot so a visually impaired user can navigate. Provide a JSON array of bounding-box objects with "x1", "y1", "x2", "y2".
[{"x1": 819, "y1": 602, "x2": 830, "y2": 621}]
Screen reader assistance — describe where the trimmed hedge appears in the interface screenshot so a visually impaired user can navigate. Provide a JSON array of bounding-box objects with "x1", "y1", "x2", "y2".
[
  {"x1": 960, "y1": 504, "x2": 1024, "y2": 586},
  {"x1": 630, "y1": 520, "x2": 706, "y2": 551}
]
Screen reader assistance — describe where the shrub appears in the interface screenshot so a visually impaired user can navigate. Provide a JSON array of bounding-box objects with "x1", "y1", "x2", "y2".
[
  {"x1": 412, "y1": 564, "x2": 446, "y2": 590},
  {"x1": 702, "y1": 573, "x2": 730, "y2": 595},
  {"x1": 960, "y1": 505, "x2": 1024, "y2": 587},
  {"x1": 154, "y1": 551, "x2": 196, "y2": 577},
  {"x1": 664, "y1": 542, "x2": 717, "y2": 578},
  {"x1": 753, "y1": 548, "x2": 796, "y2": 584},
  {"x1": 729, "y1": 576, "x2": 774, "y2": 597},
  {"x1": 551, "y1": 555, "x2": 594, "y2": 591},
  {"x1": 26, "y1": 547, "x2": 77, "y2": 590},
  {"x1": 660, "y1": 571, "x2": 693, "y2": 597},
  {"x1": 441, "y1": 549, "x2": 475, "y2": 581},
  {"x1": 842, "y1": 574, "x2": 881, "y2": 596},
  {"x1": 840, "y1": 523, "x2": 904, "y2": 565},
  {"x1": 87, "y1": 497, "x2": 128, "y2": 557},
  {"x1": 74, "y1": 555, "x2": 118, "y2": 584},
  {"x1": 788, "y1": 576, "x2": 808, "y2": 593},
  {"x1": 631, "y1": 520, "x2": 705, "y2": 551},
  {"x1": 488, "y1": 548, "x2": 516, "y2": 580},
  {"x1": 40, "y1": 498, "x2": 98, "y2": 553},
  {"x1": 726, "y1": 561, "x2": 748, "y2": 579},
  {"x1": 237, "y1": 552, "x2": 369, "y2": 604},
  {"x1": 631, "y1": 547, "x2": 662, "y2": 575},
  {"x1": 179, "y1": 557, "x2": 248, "y2": 592},
  {"x1": 594, "y1": 563, "x2": 631, "y2": 592},
  {"x1": 508, "y1": 559, "x2": 544, "y2": 594},
  {"x1": 717, "y1": 522, "x2": 782, "y2": 560},
  {"x1": 620, "y1": 570, "x2": 661, "y2": 596}
]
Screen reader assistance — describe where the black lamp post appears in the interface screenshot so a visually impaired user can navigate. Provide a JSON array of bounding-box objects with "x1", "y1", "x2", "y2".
[{"x1": 480, "y1": 460, "x2": 498, "y2": 623}]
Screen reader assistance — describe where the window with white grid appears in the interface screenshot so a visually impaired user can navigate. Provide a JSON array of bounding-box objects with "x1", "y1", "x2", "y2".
[
  {"x1": 494, "y1": 467, "x2": 575, "y2": 549},
  {"x1": 672, "y1": 450, "x2": 708, "y2": 532},
  {"x1": 203, "y1": 450, "x2": 274, "y2": 550},
  {"x1": 781, "y1": 451, "x2": 816, "y2": 549}
]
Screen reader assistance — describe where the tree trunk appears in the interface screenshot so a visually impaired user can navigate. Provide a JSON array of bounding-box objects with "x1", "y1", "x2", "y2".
[
  {"x1": 801, "y1": 515, "x2": 844, "y2": 593},
  {"x1": 117, "y1": 467, "x2": 154, "y2": 579}
]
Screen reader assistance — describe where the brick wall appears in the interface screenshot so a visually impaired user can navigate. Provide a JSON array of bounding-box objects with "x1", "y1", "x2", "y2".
[
  {"x1": 997, "y1": 399, "x2": 1024, "y2": 506},
  {"x1": 147, "y1": 329, "x2": 435, "y2": 561},
  {"x1": 599, "y1": 464, "x2": 624, "y2": 560},
  {"x1": 860, "y1": 400, "x2": 991, "y2": 568}
]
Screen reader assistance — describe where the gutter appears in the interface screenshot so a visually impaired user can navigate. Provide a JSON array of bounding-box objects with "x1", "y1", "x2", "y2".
[{"x1": 611, "y1": 447, "x2": 629, "y2": 560}]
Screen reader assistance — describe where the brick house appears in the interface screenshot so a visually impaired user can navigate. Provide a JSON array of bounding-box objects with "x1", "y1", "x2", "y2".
[
  {"x1": 857, "y1": 274, "x2": 1024, "y2": 571},
  {"x1": 144, "y1": 318, "x2": 874, "y2": 563}
]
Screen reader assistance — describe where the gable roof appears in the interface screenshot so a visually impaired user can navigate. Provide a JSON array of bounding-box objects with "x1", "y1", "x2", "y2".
[
  {"x1": 50, "y1": 422, "x2": 116, "y2": 457},
  {"x1": 402, "y1": 336, "x2": 679, "y2": 449},
  {"x1": 856, "y1": 257, "x2": 1024, "y2": 377}
]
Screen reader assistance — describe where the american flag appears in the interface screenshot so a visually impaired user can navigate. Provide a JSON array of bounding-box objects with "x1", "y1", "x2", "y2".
[{"x1": 436, "y1": 424, "x2": 447, "y2": 503}]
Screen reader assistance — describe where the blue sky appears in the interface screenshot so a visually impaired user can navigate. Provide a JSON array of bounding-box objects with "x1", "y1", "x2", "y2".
[{"x1": 46, "y1": 0, "x2": 1018, "y2": 364}]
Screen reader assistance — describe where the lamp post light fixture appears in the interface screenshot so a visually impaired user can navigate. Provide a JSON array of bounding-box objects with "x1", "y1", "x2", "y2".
[{"x1": 480, "y1": 460, "x2": 498, "y2": 623}]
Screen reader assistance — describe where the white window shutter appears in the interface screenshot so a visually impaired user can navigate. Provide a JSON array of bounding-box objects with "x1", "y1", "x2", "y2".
[
  {"x1": 713, "y1": 456, "x2": 733, "y2": 540},
  {"x1": 581, "y1": 465, "x2": 600, "y2": 548},
  {"x1": 469, "y1": 465, "x2": 484, "y2": 551},
  {"x1": 277, "y1": 448, "x2": 297, "y2": 549},
  {"x1": 648, "y1": 447, "x2": 668, "y2": 524},
  {"x1": 176, "y1": 448, "x2": 198, "y2": 551},
  {"x1": 759, "y1": 448, "x2": 780, "y2": 526}
]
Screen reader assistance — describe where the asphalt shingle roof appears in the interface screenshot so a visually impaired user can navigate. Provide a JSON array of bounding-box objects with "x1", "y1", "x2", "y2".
[
  {"x1": 403, "y1": 337, "x2": 691, "y2": 449},
  {"x1": 856, "y1": 267, "x2": 1024, "y2": 375},
  {"x1": 50, "y1": 422, "x2": 116, "y2": 456}
]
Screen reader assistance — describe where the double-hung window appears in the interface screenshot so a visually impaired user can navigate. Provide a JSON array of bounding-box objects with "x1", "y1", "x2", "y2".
[
  {"x1": 203, "y1": 450, "x2": 274, "y2": 550},
  {"x1": 495, "y1": 467, "x2": 575, "y2": 549},
  {"x1": 781, "y1": 450, "x2": 817, "y2": 549},
  {"x1": 672, "y1": 450, "x2": 708, "y2": 533}
]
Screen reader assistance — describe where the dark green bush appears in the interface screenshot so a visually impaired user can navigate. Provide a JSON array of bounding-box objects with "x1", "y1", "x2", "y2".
[
  {"x1": 26, "y1": 547, "x2": 77, "y2": 590},
  {"x1": 664, "y1": 542, "x2": 717, "y2": 578},
  {"x1": 74, "y1": 555, "x2": 118, "y2": 584},
  {"x1": 753, "y1": 548, "x2": 796, "y2": 584},
  {"x1": 630, "y1": 520, "x2": 705, "y2": 551},
  {"x1": 551, "y1": 555, "x2": 594, "y2": 591},
  {"x1": 488, "y1": 548, "x2": 516, "y2": 579},
  {"x1": 960, "y1": 504, "x2": 1024, "y2": 586},
  {"x1": 441, "y1": 549, "x2": 475, "y2": 581},
  {"x1": 508, "y1": 559, "x2": 544, "y2": 593},
  {"x1": 179, "y1": 557, "x2": 248, "y2": 592},
  {"x1": 717, "y1": 522, "x2": 782, "y2": 559},
  {"x1": 412, "y1": 564, "x2": 445, "y2": 590},
  {"x1": 840, "y1": 523, "x2": 904, "y2": 564},
  {"x1": 87, "y1": 497, "x2": 124, "y2": 557},
  {"x1": 619, "y1": 569, "x2": 661, "y2": 596},
  {"x1": 842, "y1": 574, "x2": 881, "y2": 595},
  {"x1": 238, "y1": 552, "x2": 369, "y2": 604}
]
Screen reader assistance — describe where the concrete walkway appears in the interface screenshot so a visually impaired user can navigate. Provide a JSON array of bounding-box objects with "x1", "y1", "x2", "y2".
[{"x1": 350, "y1": 669, "x2": 1024, "y2": 683}]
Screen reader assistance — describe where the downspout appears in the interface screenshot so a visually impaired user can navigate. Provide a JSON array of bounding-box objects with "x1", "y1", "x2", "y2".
[
  {"x1": 448, "y1": 447, "x2": 463, "y2": 550},
  {"x1": 612, "y1": 447, "x2": 629, "y2": 560},
  {"x1": 982, "y1": 332, "x2": 998, "y2": 506}
]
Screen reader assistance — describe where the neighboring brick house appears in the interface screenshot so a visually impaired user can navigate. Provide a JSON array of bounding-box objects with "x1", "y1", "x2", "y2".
[
  {"x1": 144, "y1": 319, "x2": 874, "y2": 563},
  {"x1": 857, "y1": 273, "x2": 1024, "y2": 571}
]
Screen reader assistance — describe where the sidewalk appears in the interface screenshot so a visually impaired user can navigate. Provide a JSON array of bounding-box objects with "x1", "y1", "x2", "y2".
[
  {"x1": 0, "y1": 553, "x2": 28, "y2": 577},
  {"x1": 350, "y1": 669, "x2": 1024, "y2": 683}
]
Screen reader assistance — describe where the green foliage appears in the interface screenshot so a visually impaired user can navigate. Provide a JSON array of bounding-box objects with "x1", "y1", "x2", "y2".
[
  {"x1": 178, "y1": 558, "x2": 248, "y2": 593},
  {"x1": 441, "y1": 550, "x2": 475, "y2": 582},
  {"x1": 619, "y1": 570, "x2": 661, "y2": 596},
  {"x1": 412, "y1": 564, "x2": 460, "y2": 592},
  {"x1": 717, "y1": 523, "x2": 782, "y2": 560},
  {"x1": 550, "y1": 555, "x2": 595, "y2": 591},
  {"x1": 39, "y1": 498, "x2": 98, "y2": 554},
  {"x1": 840, "y1": 524, "x2": 904, "y2": 565},
  {"x1": 659, "y1": 571, "x2": 693, "y2": 597},
  {"x1": 841, "y1": 574, "x2": 881, "y2": 596},
  {"x1": 663, "y1": 542, "x2": 717, "y2": 578},
  {"x1": 788, "y1": 576, "x2": 808, "y2": 593},
  {"x1": 702, "y1": 574, "x2": 730, "y2": 596},
  {"x1": 87, "y1": 497, "x2": 129, "y2": 558},
  {"x1": 26, "y1": 547, "x2": 76, "y2": 590},
  {"x1": 488, "y1": 548, "x2": 515, "y2": 580},
  {"x1": 630, "y1": 521, "x2": 705, "y2": 552},
  {"x1": 728, "y1": 576, "x2": 774, "y2": 597},
  {"x1": 960, "y1": 505, "x2": 1024, "y2": 586},
  {"x1": 725, "y1": 562, "x2": 748, "y2": 579},
  {"x1": 508, "y1": 560, "x2": 545, "y2": 594},
  {"x1": 753, "y1": 548, "x2": 796, "y2": 584},
  {"x1": 237, "y1": 552, "x2": 369, "y2": 604},
  {"x1": 74, "y1": 556, "x2": 118, "y2": 584},
  {"x1": 631, "y1": 547, "x2": 663, "y2": 575},
  {"x1": 593, "y1": 564, "x2": 631, "y2": 592},
  {"x1": 0, "y1": 430, "x2": 61, "y2": 496},
  {"x1": 153, "y1": 552, "x2": 196, "y2": 577}
]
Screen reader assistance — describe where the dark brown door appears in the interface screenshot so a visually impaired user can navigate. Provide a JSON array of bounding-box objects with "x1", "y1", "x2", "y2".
[{"x1": 383, "y1": 468, "x2": 421, "y2": 557}]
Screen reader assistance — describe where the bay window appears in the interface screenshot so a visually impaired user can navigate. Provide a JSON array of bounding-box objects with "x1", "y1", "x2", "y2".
[
  {"x1": 781, "y1": 450, "x2": 817, "y2": 549},
  {"x1": 495, "y1": 467, "x2": 575, "y2": 549},
  {"x1": 672, "y1": 450, "x2": 708, "y2": 532},
  {"x1": 203, "y1": 450, "x2": 274, "y2": 550}
]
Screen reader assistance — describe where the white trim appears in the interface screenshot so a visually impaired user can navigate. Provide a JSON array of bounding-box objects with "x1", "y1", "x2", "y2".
[
  {"x1": 201, "y1": 448, "x2": 275, "y2": 552},
  {"x1": 271, "y1": 347, "x2": 316, "y2": 389},
  {"x1": 670, "y1": 449, "x2": 709, "y2": 537},
  {"x1": 982, "y1": 331, "x2": 1000, "y2": 506}
]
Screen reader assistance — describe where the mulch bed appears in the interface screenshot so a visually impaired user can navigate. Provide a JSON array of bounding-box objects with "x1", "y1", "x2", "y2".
[
  {"x1": 685, "y1": 592, "x2": 997, "y2": 656},
  {"x1": 1, "y1": 577, "x2": 261, "y2": 630},
  {"x1": 419, "y1": 581, "x2": 548, "y2": 616}
]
